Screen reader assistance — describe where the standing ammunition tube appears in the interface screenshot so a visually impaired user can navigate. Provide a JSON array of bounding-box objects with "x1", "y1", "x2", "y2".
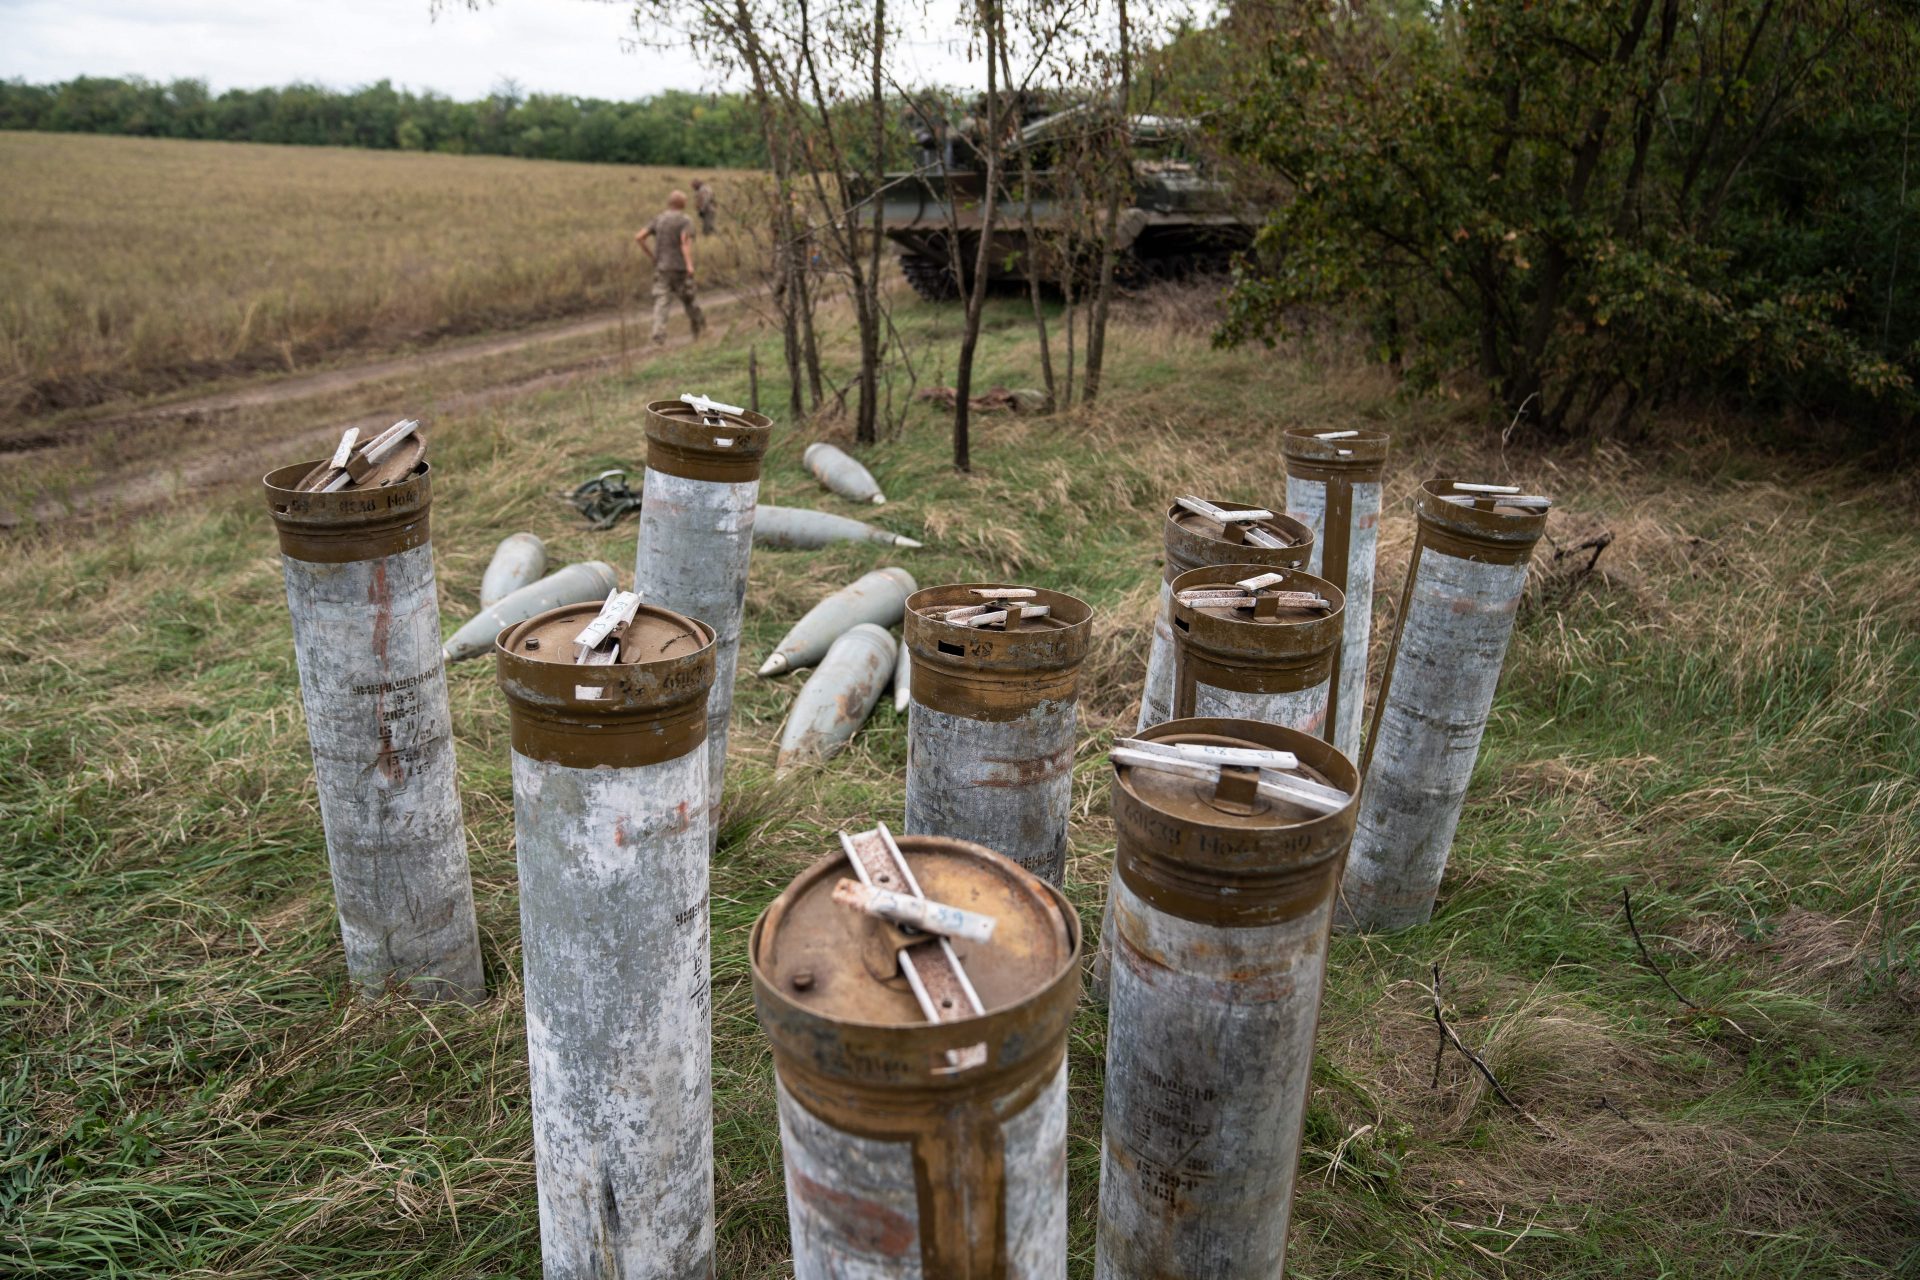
[
  {"x1": 1138, "y1": 503, "x2": 1313, "y2": 733},
  {"x1": 633, "y1": 399, "x2": 772, "y2": 852},
  {"x1": 1096, "y1": 717, "x2": 1359, "y2": 1279},
  {"x1": 263, "y1": 461, "x2": 484, "y2": 1003},
  {"x1": 1282, "y1": 428, "x2": 1390, "y2": 761},
  {"x1": 1337, "y1": 480, "x2": 1547, "y2": 932},
  {"x1": 1169, "y1": 564, "x2": 1344, "y2": 733},
  {"x1": 752, "y1": 835, "x2": 1082, "y2": 1278},
  {"x1": 497, "y1": 603, "x2": 718, "y2": 1277},
  {"x1": 904, "y1": 584, "x2": 1094, "y2": 885}
]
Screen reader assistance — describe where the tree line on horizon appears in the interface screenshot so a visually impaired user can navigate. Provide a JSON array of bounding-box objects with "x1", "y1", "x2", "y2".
[{"x1": 0, "y1": 75, "x2": 767, "y2": 169}]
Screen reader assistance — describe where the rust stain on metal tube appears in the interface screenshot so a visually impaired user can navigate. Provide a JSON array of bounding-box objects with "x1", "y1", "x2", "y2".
[
  {"x1": 903, "y1": 583, "x2": 1095, "y2": 885},
  {"x1": 1282, "y1": 427, "x2": 1390, "y2": 761},
  {"x1": 1137, "y1": 501, "x2": 1313, "y2": 734},
  {"x1": 263, "y1": 458, "x2": 484, "y2": 1004},
  {"x1": 496, "y1": 602, "x2": 718, "y2": 1276},
  {"x1": 751, "y1": 834, "x2": 1081, "y2": 1278},
  {"x1": 633, "y1": 397, "x2": 772, "y2": 853},
  {"x1": 1337, "y1": 478, "x2": 1547, "y2": 933},
  {"x1": 1095, "y1": 717, "x2": 1358, "y2": 1279}
]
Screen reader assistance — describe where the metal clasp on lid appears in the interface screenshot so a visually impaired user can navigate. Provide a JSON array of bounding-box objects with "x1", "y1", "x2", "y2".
[
  {"x1": 838, "y1": 825, "x2": 989, "y2": 1048},
  {"x1": 1111, "y1": 738, "x2": 1351, "y2": 815},
  {"x1": 1175, "y1": 494, "x2": 1286, "y2": 548},
  {"x1": 573, "y1": 590, "x2": 643, "y2": 665}
]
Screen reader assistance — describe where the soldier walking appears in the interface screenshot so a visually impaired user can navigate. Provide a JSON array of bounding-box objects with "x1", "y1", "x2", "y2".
[
  {"x1": 635, "y1": 191, "x2": 705, "y2": 345},
  {"x1": 692, "y1": 178, "x2": 718, "y2": 235}
]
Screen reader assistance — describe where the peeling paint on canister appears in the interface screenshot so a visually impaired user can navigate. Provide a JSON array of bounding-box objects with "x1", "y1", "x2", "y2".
[
  {"x1": 1283, "y1": 428, "x2": 1390, "y2": 761},
  {"x1": 632, "y1": 398, "x2": 772, "y2": 852},
  {"x1": 1337, "y1": 479, "x2": 1547, "y2": 932},
  {"x1": 1137, "y1": 502, "x2": 1313, "y2": 733},
  {"x1": 1095, "y1": 717, "x2": 1358, "y2": 1279},
  {"x1": 496, "y1": 600, "x2": 718, "y2": 1278},
  {"x1": 904, "y1": 584, "x2": 1095, "y2": 885},
  {"x1": 751, "y1": 834, "x2": 1081, "y2": 1278},
  {"x1": 263, "y1": 459, "x2": 485, "y2": 1003},
  {"x1": 480, "y1": 531, "x2": 548, "y2": 607},
  {"x1": 1169, "y1": 564, "x2": 1344, "y2": 733}
]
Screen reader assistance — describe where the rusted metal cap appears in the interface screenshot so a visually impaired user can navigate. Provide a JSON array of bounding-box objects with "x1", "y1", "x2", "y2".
[
  {"x1": 643, "y1": 399, "x2": 773, "y2": 483},
  {"x1": 1163, "y1": 501, "x2": 1314, "y2": 583},
  {"x1": 1415, "y1": 478, "x2": 1548, "y2": 565},
  {"x1": 495, "y1": 601, "x2": 715, "y2": 769},
  {"x1": 263, "y1": 456, "x2": 430, "y2": 564},
  {"x1": 751, "y1": 834, "x2": 1080, "y2": 1083},
  {"x1": 904, "y1": 583, "x2": 1094, "y2": 721},
  {"x1": 1280, "y1": 427, "x2": 1391, "y2": 482},
  {"x1": 1169, "y1": 564, "x2": 1344, "y2": 699},
  {"x1": 1113, "y1": 717, "x2": 1359, "y2": 925}
]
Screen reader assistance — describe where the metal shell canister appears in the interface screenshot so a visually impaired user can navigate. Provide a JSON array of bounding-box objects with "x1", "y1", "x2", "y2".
[
  {"x1": 263, "y1": 459, "x2": 485, "y2": 1003},
  {"x1": 1282, "y1": 427, "x2": 1391, "y2": 761},
  {"x1": 1168, "y1": 564, "x2": 1345, "y2": 734},
  {"x1": 496, "y1": 602, "x2": 718, "y2": 1278},
  {"x1": 1095, "y1": 717, "x2": 1359, "y2": 1279},
  {"x1": 751, "y1": 835, "x2": 1081, "y2": 1278},
  {"x1": 1337, "y1": 480, "x2": 1547, "y2": 932},
  {"x1": 1138, "y1": 502, "x2": 1313, "y2": 732},
  {"x1": 903, "y1": 584, "x2": 1095, "y2": 885},
  {"x1": 632, "y1": 398, "x2": 773, "y2": 852}
]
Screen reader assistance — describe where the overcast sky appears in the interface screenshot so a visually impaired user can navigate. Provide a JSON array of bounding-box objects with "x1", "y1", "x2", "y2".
[{"x1": 0, "y1": 0, "x2": 985, "y2": 100}]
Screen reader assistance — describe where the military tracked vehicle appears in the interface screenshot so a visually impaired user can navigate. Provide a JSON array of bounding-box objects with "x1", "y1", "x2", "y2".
[{"x1": 869, "y1": 99, "x2": 1254, "y2": 302}]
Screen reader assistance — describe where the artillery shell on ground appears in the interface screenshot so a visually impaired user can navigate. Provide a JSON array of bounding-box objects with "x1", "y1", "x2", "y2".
[
  {"x1": 1137, "y1": 499, "x2": 1313, "y2": 733},
  {"x1": 774, "y1": 624, "x2": 896, "y2": 773},
  {"x1": 263, "y1": 456, "x2": 484, "y2": 1003},
  {"x1": 1169, "y1": 563, "x2": 1344, "y2": 733},
  {"x1": 803, "y1": 441, "x2": 887, "y2": 504},
  {"x1": 479, "y1": 531, "x2": 548, "y2": 607},
  {"x1": 904, "y1": 583, "x2": 1094, "y2": 885},
  {"x1": 1282, "y1": 427, "x2": 1391, "y2": 762},
  {"x1": 633, "y1": 397, "x2": 774, "y2": 852},
  {"x1": 1337, "y1": 480, "x2": 1547, "y2": 932},
  {"x1": 753, "y1": 504, "x2": 924, "y2": 549},
  {"x1": 893, "y1": 634, "x2": 910, "y2": 712},
  {"x1": 751, "y1": 827, "x2": 1081, "y2": 1277},
  {"x1": 442, "y1": 560, "x2": 620, "y2": 663},
  {"x1": 1095, "y1": 718, "x2": 1359, "y2": 1278},
  {"x1": 758, "y1": 567, "x2": 917, "y2": 676},
  {"x1": 496, "y1": 601, "x2": 717, "y2": 1277}
]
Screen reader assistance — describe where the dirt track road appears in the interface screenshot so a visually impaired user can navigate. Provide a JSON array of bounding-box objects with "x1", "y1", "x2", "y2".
[{"x1": 3, "y1": 287, "x2": 762, "y2": 529}]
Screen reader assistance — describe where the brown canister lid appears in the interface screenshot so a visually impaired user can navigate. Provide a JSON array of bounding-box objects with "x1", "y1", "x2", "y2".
[
  {"x1": 1280, "y1": 426, "x2": 1392, "y2": 482},
  {"x1": 1113, "y1": 716, "x2": 1360, "y2": 925},
  {"x1": 1168, "y1": 564, "x2": 1345, "y2": 664},
  {"x1": 495, "y1": 601, "x2": 715, "y2": 769},
  {"x1": 1414, "y1": 478, "x2": 1548, "y2": 565},
  {"x1": 643, "y1": 398, "x2": 773, "y2": 483},
  {"x1": 904, "y1": 583, "x2": 1094, "y2": 721},
  {"x1": 755, "y1": 835, "x2": 1074, "y2": 1027},
  {"x1": 1163, "y1": 501, "x2": 1314, "y2": 584},
  {"x1": 262, "y1": 455, "x2": 431, "y2": 564}
]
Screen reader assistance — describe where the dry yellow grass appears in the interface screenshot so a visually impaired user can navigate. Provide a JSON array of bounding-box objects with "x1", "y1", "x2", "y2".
[{"x1": 0, "y1": 132, "x2": 761, "y2": 416}]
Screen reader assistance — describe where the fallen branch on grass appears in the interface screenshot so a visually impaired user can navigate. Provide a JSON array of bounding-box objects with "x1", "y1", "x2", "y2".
[
  {"x1": 1429, "y1": 964, "x2": 1549, "y2": 1132},
  {"x1": 1620, "y1": 887, "x2": 1757, "y2": 1046},
  {"x1": 1621, "y1": 887, "x2": 1698, "y2": 1009}
]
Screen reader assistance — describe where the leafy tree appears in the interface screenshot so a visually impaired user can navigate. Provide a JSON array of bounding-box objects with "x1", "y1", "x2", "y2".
[{"x1": 1207, "y1": 0, "x2": 1919, "y2": 436}]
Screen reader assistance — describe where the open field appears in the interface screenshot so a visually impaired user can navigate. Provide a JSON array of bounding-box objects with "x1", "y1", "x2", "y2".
[
  {"x1": 3, "y1": 286, "x2": 1916, "y2": 1276},
  {"x1": 0, "y1": 133, "x2": 760, "y2": 419}
]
